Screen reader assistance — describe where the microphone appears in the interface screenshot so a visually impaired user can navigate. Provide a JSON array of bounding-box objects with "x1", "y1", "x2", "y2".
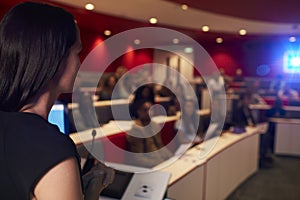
[
  {"x1": 90, "y1": 129, "x2": 97, "y2": 154},
  {"x1": 92, "y1": 129, "x2": 97, "y2": 137}
]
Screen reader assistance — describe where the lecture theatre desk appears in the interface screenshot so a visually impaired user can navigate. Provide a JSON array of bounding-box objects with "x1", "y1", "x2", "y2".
[
  {"x1": 68, "y1": 97, "x2": 174, "y2": 124},
  {"x1": 70, "y1": 114, "x2": 180, "y2": 163},
  {"x1": 155, "y1": 125, "x2": 265, "y2": 200},
  {"x1": 71, "y1": 120, "x2": 265, "y2": 200},
  {"x1": 269, "y1": 117, "x2": 300, "y2": 156},
  {"x1": 249, "y1": 104, "x2": 300, "y2": 121}
]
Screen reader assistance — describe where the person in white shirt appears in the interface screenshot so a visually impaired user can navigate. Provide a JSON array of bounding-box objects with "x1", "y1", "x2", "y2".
[{"x1": 207, "y1": 71, "x2": 225, "y2": 98}]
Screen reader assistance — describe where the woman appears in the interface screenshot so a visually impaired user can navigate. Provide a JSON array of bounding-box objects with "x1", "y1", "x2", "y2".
[{"x1": 0, "y1": 2, "x2": 113, "y2": 200}]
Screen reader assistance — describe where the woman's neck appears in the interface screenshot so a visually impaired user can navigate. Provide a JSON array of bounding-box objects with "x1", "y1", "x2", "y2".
[{"x1": 20, "y1": 89, "x2": 58, "y2": 120}]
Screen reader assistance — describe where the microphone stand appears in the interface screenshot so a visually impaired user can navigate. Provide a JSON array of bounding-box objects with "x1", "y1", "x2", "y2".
[
  {"x1": 82, "y1": 129, "x2": 97, "y2": 175},
  {"x1": 82, "y1": 129, "x2": 106, "y2": 200}
]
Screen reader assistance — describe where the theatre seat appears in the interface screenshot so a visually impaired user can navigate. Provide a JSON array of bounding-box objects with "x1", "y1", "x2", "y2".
[{"x1": 102, "y1": 132, "x2": 127, "y2": 163}]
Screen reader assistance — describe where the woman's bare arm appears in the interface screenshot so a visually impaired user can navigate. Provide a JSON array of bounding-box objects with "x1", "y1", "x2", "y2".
[{"x1": 33, "y1": 157, "x2": 83, "y2": 200}]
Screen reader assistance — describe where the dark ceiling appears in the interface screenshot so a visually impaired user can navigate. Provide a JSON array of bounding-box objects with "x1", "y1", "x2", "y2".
[{"x1": 167, "y1": 0, "x2": 300, "y2": 23}]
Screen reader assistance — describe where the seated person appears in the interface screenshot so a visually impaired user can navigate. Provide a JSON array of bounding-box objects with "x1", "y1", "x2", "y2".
[
  {"x1": 231, "y1": 93, "x2": 256, "y2": 132},
  {"x1": 207, "y1": 71, "x2": 225, "y2": 98},
  {"x1": 114, "y1": 73, "x2": 136, "y2": 99},
  {"x1": 260, "y1": 97, "x2": 286, "y2": 163},
  {"x1": 157, "y1": 83, "x2": 186, "y2": 116},
  {"x1": 96, "y1": 74, "x2": 117, "y2": 101},
  {"x1": 167, "y1": 83, "x2": 185, "y2": 116},
  {"x1": 232, "y1": 68, "x2": 245, "y2": 83},
  {"x1": 158, "y1": 77, "x2": 174, "y2": 97},
  {"x1": 131, "y1": 84, "x2": 155, "y2": 105},
  {"x1": 174, "y1": 98, "x2": 202, "y2": 145},
  {"x1": 74, "y1": 91, "x2": 100, "y2": 131},
  {"x1": 247, "y1": 81, "x2": 266, "y2": 105},
  {"x1": 246, "y1": 82, "x2": 266, "y2": 123},
  {"x1": 277, "y1": 83, "x2": 299, "y2": 101},
  {"x1": 114, "y1": 65, "x2": 127, "y2": 80},
  {"x1": 266, "y1": 98, "x2": 286, "y2": 118},
  {"x1": 209, "y1": 98, "x2": 227, "y2": 135},
  {"x1": 269, "y1": 74, "x2": 285, "y2": 93},
  {"x1": 219, "y1": 68, "x2": 232, "y2": 90},
  {"x1": 126, "y1": 100, "x2": 172, "y2": 168}
]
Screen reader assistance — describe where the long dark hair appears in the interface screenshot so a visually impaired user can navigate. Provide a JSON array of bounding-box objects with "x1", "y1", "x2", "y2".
[
  {"x1": 132, "y1": 85, "x2": 155, "y2": 104},
  {"x1": 0, "y1": 2, "x2": 77, "y2": 111}
]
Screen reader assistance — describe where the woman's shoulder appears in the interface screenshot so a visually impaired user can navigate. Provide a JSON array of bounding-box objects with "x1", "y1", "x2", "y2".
[
  {"x1": 0, "y1": 111, "x2": 79, "y2": 198},
  {"x1": 1, "y1": 111, "x2": 76, "y2": 151}
]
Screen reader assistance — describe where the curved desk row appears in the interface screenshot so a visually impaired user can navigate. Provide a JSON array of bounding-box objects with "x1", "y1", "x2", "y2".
[
  {"x1": 71, "y1": 117, "x2": 265, "y2": 200},
  {"x1": 249, "y1": 104, "x2": 300, "y2": 112},
  {"x1": 70, "y1": 113, "x2": 195, "y2": 164},
  {"x1": 156, "y1": 125, "x2": 265, "y2": 200},
  {"x1": 68, "y1": 97, "x2": 173, "y2": 125},
  {"x1": 249, "y1": 104, "x2": 300, "y2": 122},
  {"x1": 70, "y1": 109, "x2": 210, "y2": 146}
]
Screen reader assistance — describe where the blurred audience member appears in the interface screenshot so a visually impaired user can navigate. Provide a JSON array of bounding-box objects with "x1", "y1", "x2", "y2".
[
  {"x1": 159, "y1": 76, "x2": 174, "y2": 97},
  {"x1": 260, "y1": 98, "x2": 286, "y2": 167},
  {"x1": 114, "y1": 73, "x2": 136, "y2": 99},
  {"x1": 246, "y1": 81, "x2": 266, "y2": 123},
  {"x1": 247, "y1": 81, "x2": 266, "y2": 105},
  {"x1": 135, "y1": 67, "x2": 152, "y2": 85},
  {"x1": 72, "y1": 76, "x2": 99, "y2": 131},
  {"x1": 114, "y1": 66, "x2": 127, "y2": 80},
  {"x1": 126, "y1": 100, "x2": 172, "y2": 168},
  {"x1": 97, "y1": 74, "x2": 117, "y2": 101},
  {"x1": 277, "y1": 83, "x2": 299, "y2": 100},
  {"x1": 210, "y1": 97, "x2": 227, "y2": 132},
  {"x1": 269, "y1": 74, "x2": 285, "y2": 93},
  {"x1": 132, "y1": 84, "x2": 155, "y2": 105},
  {"x1": 219, "y1": 68, "x2": 232, "y2": 90},
  {"x1": 207, "y1": 71, "x2": 225, "y2": 98},
  {"x1": 231, "y1": 93, "x2": 256, "y2": 132},
  {"x1": 130, "y1": 85, "x2": 155, "y2": 119},
  {"x1": 232, "y1": 68, "x2": 245, "y2": 83},
  {"x1": 266, "y1": 98, "x2": 286, "y2": 118},
  {"x1": 167, "y1": 83, "x2": 185, "y2": 116},
  {"x1": 174, "y1": 98, "x2": 202, "y2": 145},
  {"x1": 75, "y1": 91, "x2": 99, "y2": 131}
]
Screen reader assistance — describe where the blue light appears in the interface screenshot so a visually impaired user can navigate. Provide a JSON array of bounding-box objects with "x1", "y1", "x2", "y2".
[
  {"x1": 289, "y1": 36, "x2": 296, "y2": 42},
  {"x1": 283, "y1": 51, "x2": 300, "y2": 73},
  {"x1": 256, "y1": 64, "x2": 270, "y2": 76},
  {"x1": 290, "y1": 57, "x2": 300, "y2": 67}
]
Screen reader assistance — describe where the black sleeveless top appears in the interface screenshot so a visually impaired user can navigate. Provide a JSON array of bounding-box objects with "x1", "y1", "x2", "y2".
[{"x1": 0, "y1": 111, "x2": 80, "y2": 200}]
